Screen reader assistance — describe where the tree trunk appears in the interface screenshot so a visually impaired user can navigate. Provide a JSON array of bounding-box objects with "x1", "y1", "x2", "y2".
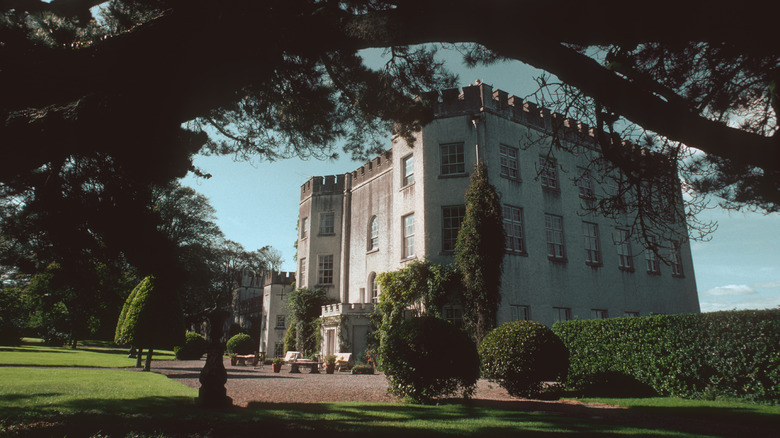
[
  {"x1": 198, "y1": 310, "x2": 232, "y2": 408},
  {"x1": 136, "y1": 347, "x2": 144, "y2": 368},
  {"x1": 144, "y1": 348, "x2": 154, "y2": 371}
]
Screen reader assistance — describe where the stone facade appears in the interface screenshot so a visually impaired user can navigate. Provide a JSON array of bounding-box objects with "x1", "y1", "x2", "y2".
[
  {"x1": 297, "y1": 82, "x2": 700, "y2": 359},
  {"x1": 232, "y1": 269, "x2": 295, "y2": 358}
]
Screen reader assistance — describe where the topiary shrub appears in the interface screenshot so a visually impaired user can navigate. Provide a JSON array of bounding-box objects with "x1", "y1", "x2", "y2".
[
  {"x1": 479, "y1": 320, "x2": 569, "y2": 398},
  {"x1": 379, "y1": 316, "x2": 480, "y2": 404},
  {"x1": 174, "y1": 331, "x2": 208, "y2": 360},
  {"x1": 226, "y1": 333, "x2": 255, "y2": 355}
]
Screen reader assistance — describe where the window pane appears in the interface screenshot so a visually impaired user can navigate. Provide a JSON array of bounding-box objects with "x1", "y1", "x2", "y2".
[
  {"x1": 500, "y1": 145, "x2": 519, "y2": 179},
  {"x1": 403, "y1": 214, "x2": 415, "y2": 258},
  {"x1": 440, "y1": 143, "x2": 465, "y2": 175},
  {"x1": 403, "y1": 155, "x2": 414, "y2": 186},
  {"x1": 318, "y1": 254, "x2": 334, "y2": 284},
  {"x1": 442, "y1": 206, "x2": 466, "y2": 252},
  {"x1": 540, "y1": 157, "x2": 559, "y2": 189},
  {"x1": 503, "y1": 205, "x2": 525, "y2": 252}
]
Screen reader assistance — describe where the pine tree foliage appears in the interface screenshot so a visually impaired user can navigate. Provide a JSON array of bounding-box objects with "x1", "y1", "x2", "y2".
[{"x1": 454, "y1": 162, "x2": 505, "y2": 345}]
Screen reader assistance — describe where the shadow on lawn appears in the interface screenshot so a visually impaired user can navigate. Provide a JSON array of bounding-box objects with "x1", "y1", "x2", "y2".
[{"x1": 4, "y1": 396, "x2": 777, "y2": 437}]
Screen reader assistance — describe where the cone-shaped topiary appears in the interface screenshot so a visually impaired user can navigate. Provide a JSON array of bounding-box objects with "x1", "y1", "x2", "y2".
[{"x1": 479, "y1": 320, "x2": 569, "y2": 398}]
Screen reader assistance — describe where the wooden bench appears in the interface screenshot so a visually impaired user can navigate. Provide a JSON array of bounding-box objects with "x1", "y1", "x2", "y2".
[
  {"x1": 289, "y1": 360, "x2": 322, "y2": 374},
  {"x1": 235, "y1": 354, "x2": 258, "y2": 366}
]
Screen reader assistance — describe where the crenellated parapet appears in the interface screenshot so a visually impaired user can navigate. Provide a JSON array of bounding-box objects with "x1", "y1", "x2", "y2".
[
  {"x1": 419, "y1": 81, "x2": 600, "y2": 145},
  {"x1": 300, "y1": 174, "x2": 346, "y2": 201},
  {"x1": 263, "y1": 270, "x2": 296, "y2": 287},
  {"x1": 351, "y1": 150, "x2": 393, "y2": 187}
]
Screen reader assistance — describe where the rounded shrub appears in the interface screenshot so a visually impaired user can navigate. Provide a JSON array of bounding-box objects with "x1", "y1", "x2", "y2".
[
  {"x1": 226, "y1": 333, "x2": 255, "y2": 355},
  {"x1": 379, "y1": 316, "x2": 480, "y2": 404},
  {"x1": 174, "y1": 331, "x2": 208, "y2": 360},
  {"x1": 479, "y1": 320, "x2": 569, "y2": 398}
]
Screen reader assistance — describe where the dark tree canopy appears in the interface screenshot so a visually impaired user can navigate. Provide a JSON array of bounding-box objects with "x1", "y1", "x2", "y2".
[{"x1": 1, "y1": 0, "x2": 778, "y2": 276}]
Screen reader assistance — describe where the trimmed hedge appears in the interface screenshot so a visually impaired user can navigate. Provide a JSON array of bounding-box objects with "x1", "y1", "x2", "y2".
[
  {"x1": 552, "y1": 309, "x2": 780, "y2": 403},
  {"x1": 479, "y1": 321, "x2": 569, "y2": 398},
  {"x1": 174, "y1": 331, "x2": 208, "y2": 360},
  {"x1": 226, "y1": 333, "x2": 256, "y2": 355},
  {"x1": 380, "y1": 316, "x2": 480, "y2": 404}
]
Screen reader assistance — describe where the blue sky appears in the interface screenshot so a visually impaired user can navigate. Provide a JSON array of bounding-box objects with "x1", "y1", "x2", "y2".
[{"x1": 182, "y1": 48, "x2": 780, "y2": 313}]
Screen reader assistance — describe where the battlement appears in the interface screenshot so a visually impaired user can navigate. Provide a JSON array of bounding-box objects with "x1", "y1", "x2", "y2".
[
  {"x1": 263, "y1": 270, "x2": 295, "y2": 287},
  {"x1": 321, "y1": 302, "x2": 375, "y2": 317},
  {"x1": 351, "y1": 150, "x2": 393, "y2": 187},
  {"x1": 420, "y1": 81, "x2": 599, "y2": 145},
  {"x1": 300, "y1": 174, "x2": 346, "y2": 200}
]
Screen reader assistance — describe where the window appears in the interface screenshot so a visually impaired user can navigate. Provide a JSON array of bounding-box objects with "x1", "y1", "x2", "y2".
[
  {"x1": 300, "y1": 217, "x2": 308, "y2": 239},
  {"x1": 615, "y1": 229, "x2": 634, "y2": 271},
  {"x1": 318, "y1": 254, "x2": 334, "y2": 284},
  {"x1": 583, "y1": 222, "x2": 601, "y2": 266},
  {"x1": 444, "y1": 306, "x2": 463, "y2": 328},
  {"x1": 402, "y1": 154, "x2": 414, "y2": 186},
  {"x1": 545, "y1": 214, "x2": 566, "y2": 260},
  {"x1": 578, "y1": 170, "x2": 594, "y2": 198},
  {"x1": 403, "y1": 214, "x2": 415, "y2": 258},
  {"x1": 539, "y1": 157, "x2": 559, "y2": 190},
  {"x1": 299, "y1": 258, "x2": 307, "y2": 287},
  {"x1": 441, "y1": 205, "x2": 466, "y2": 252},
  {"x1": 670, "y1": 242, "x2": 684, "y2": 277},
  {"x1": 645, "y1": 241, "x2": 661, "y2": 275},
  {"x1": 440, "y1": 143, "x2": 465, "y2": 175},
  {"x1": 503, "y1": 205, "x2": 525, "y2": 253},
  {"x1": 368, "y1": 216, "x2": 379, "y2": 251},
  {"x1": 624, "y1": 311, "x2": 640, "y2": 317},
  {"x1": 499, "y1": 145, "x2": 519, "y2": 179},
  {"x1": 320, "y1": 212, "x2": 335, "y2": 235},
  {"x1": 553, "y1": 307, "x2": 572, "y2": 323},
  {"x1": 369, "y1": 273, "x2": 379, "y2": 303},
  {"x1": 275, "y1": 315, "x2": 286, "y2": 329},
  {"x1": 591, "y1": 309, "x2": 609, "y2": 319},
  {"x1": 511, "y1": 305, "x2": 530, "y2": 321},
  {"x1": 273, "y1": 342, "x2": 284, "y2": 358}
]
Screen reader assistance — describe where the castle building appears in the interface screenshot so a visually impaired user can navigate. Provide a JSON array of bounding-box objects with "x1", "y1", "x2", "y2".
[
  {"x1": 296, "y1": 82, "x2": 700, "y2": 359},
  {"x1": 231, "y1": 269, "x2": 295, "y2": 358}
]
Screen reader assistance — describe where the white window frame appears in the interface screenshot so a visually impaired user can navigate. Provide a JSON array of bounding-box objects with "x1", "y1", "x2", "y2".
[
  {"x1": 369, "y1": 272, "x2": 379, "y2": 303},
  {"x1": 539, "y1": 156, "x2": 560, "y2": 190},
  {"x1": 645, "y1": 242, "x2": 661, "y2": 275},
  {"x1": 275, "y1": 315, "x2": 286, "y2": 329},
  {"x1": 402, "y1": 154, "x2": 414, "y2": 186},
  {"x1": 591, "y1": 309, "x2": 609, "y2": 319},
  {"x1": 499, "y1": 144, "x2": 520, "y2": 180},
  {"x1": 553, "y1": 307, "x2": 572, "y2": 323},
  {"x1": 503, "y1": 205, "x2": 525, "y2": 254},
  {"x1": 578, "y1": 170, "x2": 595, "y2": 198},
  {"x1": 319, "y1": 212, "x2": 335, "y2": 235},
  {"x1": 317, "y1": 254, "x2": 334, "y2": 285},
  {"x1": 670, "y1": 242, "x2": 684, "y2": 277},
  {"x1": 583, "y1": 221, "x2": 601, "y2": 266},
  {"x1": 511, "y1": 304, "x2": 530, "y2": 321},
  {"x1": 545, "y1": 214, "x2": 566, "y2": 261},
  {"x1": 615, "y1": 229, "x2": 634, "y2": 271},
  {"x1": 368, "y1": 216, "x2": 379, "y2": 251},
  {"x1": 299, "y1": 257, "x2": 307, "y2": 287},
  {"x1": 402, "y1": 213, "x2": 415, "y2": 259},
  {"x1": 440, "y1": 143, "x2": 465, "y2": 176},
  {"x1": 301, "y1": 217, "x2": 308, "y2": 239},
  {"x1": 441, "y1": 205, "x2": 465, "y2": 253}
]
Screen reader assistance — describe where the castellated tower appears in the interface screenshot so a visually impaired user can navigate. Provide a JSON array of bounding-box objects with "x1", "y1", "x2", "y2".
[{"x1": 297, "y1": 81, "x2": 700, "y2": 360}]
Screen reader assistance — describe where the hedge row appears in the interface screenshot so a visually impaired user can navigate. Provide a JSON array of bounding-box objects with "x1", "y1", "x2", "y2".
[{"x1": 552, "y1": 309, "x2": 780, "y2": 402}]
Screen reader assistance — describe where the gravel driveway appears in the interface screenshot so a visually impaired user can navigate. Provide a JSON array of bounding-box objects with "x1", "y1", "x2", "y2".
[{"x1": 153, "y1": 358, "x2": 513, "y2": 406}]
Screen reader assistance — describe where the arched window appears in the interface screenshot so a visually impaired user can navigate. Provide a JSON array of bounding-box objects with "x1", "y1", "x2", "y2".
[
  {"x1": 368, "y1": 216, "x2": 379, "y2": 251},
  {"x1": 369, "y1": 272, "x2": 379, "y2": 303}
]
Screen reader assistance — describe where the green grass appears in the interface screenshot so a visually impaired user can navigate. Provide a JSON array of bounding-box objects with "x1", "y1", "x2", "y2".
[
  {"x1": 0, "y1": 344, "x2": 174, "y2": 368},
  {"x1": 2, "y1": 366, "x2": 777, "y2": 437}
]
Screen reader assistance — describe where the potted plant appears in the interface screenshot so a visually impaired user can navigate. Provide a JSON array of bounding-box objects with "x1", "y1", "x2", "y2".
[
  {"x1": 272, "y1": 357, "x2": 284, "y2": 373},
  {"x1": 323, "y1": 354, "x2": 336, "y2": 374}
]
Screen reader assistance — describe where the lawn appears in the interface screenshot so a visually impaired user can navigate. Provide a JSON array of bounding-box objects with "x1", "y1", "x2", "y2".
[
  {"x1": 0, "y1": 343, "x2": 174, "y2": 368},
  {"x1": 1, "y1": 346, "x2": 777, "y2": 437}
]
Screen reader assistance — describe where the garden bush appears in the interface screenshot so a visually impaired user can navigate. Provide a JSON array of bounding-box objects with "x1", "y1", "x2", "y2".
[
  {"x1": 379, "y1": 316, "x2": 480, "y2": 404},
  {"x1": 479, "y1": 320, "x2": 569, "y2": 398},
  {"x1": 226, "y1": 333, "x2": 255, "y2": 355},
  {"x1": 553, "y1": 309, "x2": 780, "y2": 403},
  {"x1": 174, "y1": 331, "x2": 208, "y2": 360}
]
